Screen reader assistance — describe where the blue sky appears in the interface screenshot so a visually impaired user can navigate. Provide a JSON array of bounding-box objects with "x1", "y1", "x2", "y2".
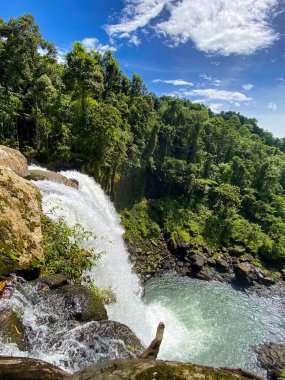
[{"x1": 1, "y1": 0, "x2": 285, "y2": 137}]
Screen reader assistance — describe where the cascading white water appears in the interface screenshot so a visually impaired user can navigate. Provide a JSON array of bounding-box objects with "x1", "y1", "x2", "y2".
[
  {"x1": 36, "y1": 170, "x2": 152, "y2": 344},
  {"x1": 0, "y1": 168, "x2": 284, "y2": 374}
]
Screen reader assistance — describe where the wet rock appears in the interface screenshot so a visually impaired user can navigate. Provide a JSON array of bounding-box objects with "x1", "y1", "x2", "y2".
[
  {"x1": 255, "y1": 343, "x2": 285, "y2": 379},
  {"x1": 25, "y1": 169, "x2": 78, "y2": 189},
  {"x1": 0, "y1": 145, "x2": 28, "y2": 176},
  {"x1": 54, "y1": 285, "x2": 108, "y2": 322},
  {"x1": 69, "y1": 359, "x2": 262, "y2": 380},
  {"x1": 37, "y1": 274, "x2": 69, "y2": 289},
  {"x1": 0, "y1": 357, "x2": 69, "y2": 380},
  {"x1": 0, "y1": 168, "x2": 44, "y2": 277},
  {"x1": 0, "y1": 309, "x2": 25, "y2": 350},
  {"x1": 47, "y1": 320, "x2": 144, "y2": 369},
  {"x1": 281, "y1": 269, "x2": 285, "y2": 280},
  {"x1": 69, "y1": 178, "x2": 79, "y2": 187}
]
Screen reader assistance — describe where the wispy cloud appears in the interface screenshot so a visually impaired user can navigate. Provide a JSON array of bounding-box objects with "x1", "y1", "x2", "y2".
[
  {"x1": 153, "y1": 79, "x2": 193, "y2": 86},
  {"x1": 200, "y1": 74, "x2": 222, "y2": 86},
  {"x1": 107, "y1": 0, "x2": 280, "y2": 55},
  {"x1": 106, "y1": 0, "x2": 170, "y2": 36},
  {"x1": 182, "y1": 89, "x2": 252, "y2": 102},
  {"x1": 267, "y1": 101, "x2": 277, "y2": 111},
  {"x1": 242, "y1": 83, "x2": 254, "y2": 91},
  {"x1": 81, "y1": 37, "x2": 117, "y2": 53}
]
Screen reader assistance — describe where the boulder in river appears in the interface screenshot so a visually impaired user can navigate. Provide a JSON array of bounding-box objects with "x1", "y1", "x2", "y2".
[
  {"x1": 45, "y1": 320, "x2": 144, "y2": 370},
  {"x1": 53, "y1": 284, "x2": 108, "y2": 322},
  {"x1": 0, "y1": 309, "x2": 25, "y2": 350}
]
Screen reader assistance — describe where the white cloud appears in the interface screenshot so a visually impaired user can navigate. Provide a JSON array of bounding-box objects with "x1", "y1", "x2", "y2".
[
  {"x1": 129, "y1": 34, "x2": 141, "y2": 46},
  {"x1": 107, "y1": 0, "x2": 279, "y2": 55},
  {"x1": 267, "y1": 102, "x2": 277, "y2": 111},
  {"x1": 153, "y1": 79, "x2": 193, "y2": 86},
  {"x1": 182, "y1": 89, "x2": 252, "y2": 103},
  {"x1": 242, "y1": 83, "x2": 254, "y2": 91},
  {"x1": 208, "y1": 103, "x2": 224, "y2": 113},
  {"x1": 106, "y1": 0, "x2": 170, "y2": 36},
  {"x1": 81, "y1": 37, "x2": 117, "y2": 53}
]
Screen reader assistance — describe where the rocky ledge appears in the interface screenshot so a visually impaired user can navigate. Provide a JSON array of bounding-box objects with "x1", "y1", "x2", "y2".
[
  {"x1": 127, "y1": 236, "x2": 283, "y2": 293},
  {"x1": 0, "y1": 357, "x2": 268, "y2": 380}
]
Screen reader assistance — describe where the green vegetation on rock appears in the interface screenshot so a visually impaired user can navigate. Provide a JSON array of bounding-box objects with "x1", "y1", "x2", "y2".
[{"x1": 42, "y1": 214, "x2": 101, "y2": 283}]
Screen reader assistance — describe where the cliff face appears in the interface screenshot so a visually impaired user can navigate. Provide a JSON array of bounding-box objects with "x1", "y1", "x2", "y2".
[{"x1": 0, "y1": 147, "x2": 44, "y2": 277}]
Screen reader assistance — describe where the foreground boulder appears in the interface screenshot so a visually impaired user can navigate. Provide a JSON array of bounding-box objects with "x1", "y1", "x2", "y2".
[
  {"x1": 0, "y1": 309, "x2": 25, "y2": 350},
  {"x1": 0, "y1": 168, "x2": 44, "y2": 277},
  {"x1": 0, "y1": 145, "x2": 28, "y2": 176},
  {"x1": 25, "y1": 169, "x2": 78, "y2": 189},
  {"x1": 0, "y1": 357, "x2": 69, "y2": 380},
  {"x1": 255, "y1": 343, "x2": 285, "y2": 379},
  {"x1": 53, "y1": 285, "x2": 108, "y2": 322},
  {"x1": 69, "y1": 359, "x2": 265, "y2": 380},
  {"x1": 44, "y1": 321, "x2": 144, "y2": 370}
]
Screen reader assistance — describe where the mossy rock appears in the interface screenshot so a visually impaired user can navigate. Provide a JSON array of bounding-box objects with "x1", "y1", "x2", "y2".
[
  {"x1": 0, "y1": 309, "x2": 25, "y2": 350},
  {"x1": 69, "y1": 359, "x2": 261, "y2": 380},
  {"x1": 53, "y1": 284, "x2": 108, "y2": 321}
]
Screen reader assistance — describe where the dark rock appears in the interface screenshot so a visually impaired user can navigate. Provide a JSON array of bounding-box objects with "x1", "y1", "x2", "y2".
[
  {"x1": 69, "y1": 359, "x2": 263, "y2": 380},
  {"x1": 0, "y1": 357, "x2": 69, "y2": 380},
  {"x1": 0, "y1": 309, "x2": 25, "y2": 350},
  {"x1": 207, "y1": 258, "x2": 216, "y2": 267},
  {"x1": 281, "y1": 269, "x2": 285, "y2": 280},
  {"x1": 54, "y1": 285, "x2": 108, "y2": 322},
  {"x1": 37, "y1": 274, "x2": 69, "y2": 289},
  {"x1": 216, "y1": 257, "x2": 230, "y2": 272},
  {"x1": 255, "y1": 343, "x2": 285, "y2": 379},
  {"x1": 196, "y1": 267, "x2": 217, "y2": 281},
  {"x1": 229, "y1": 247, "x2": 246, "y2": 257},
  {"x1": 69, "y1": 178, "x2": 79, "y2": 187},
  {"x1": 191, "y1": 254, "x2": 207, "y2": 269}
]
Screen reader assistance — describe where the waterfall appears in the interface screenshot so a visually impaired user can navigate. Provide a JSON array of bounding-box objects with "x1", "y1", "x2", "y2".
[
  {"x1": 0, "y1": 168, "x2": 284, "y2": 374},
  {"x1": 36, "y1": 170, "x2": 152, "y2": 343}
]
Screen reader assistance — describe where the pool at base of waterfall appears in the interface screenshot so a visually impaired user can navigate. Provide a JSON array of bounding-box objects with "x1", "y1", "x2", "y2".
[{"x1": 142, "y1": 275, "x2": 285, "y2": 375}]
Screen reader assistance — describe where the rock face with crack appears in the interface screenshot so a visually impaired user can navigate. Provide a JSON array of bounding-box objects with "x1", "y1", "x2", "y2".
[{"x1": 0, "y1": 167, "x2": 44, "y2": 277}]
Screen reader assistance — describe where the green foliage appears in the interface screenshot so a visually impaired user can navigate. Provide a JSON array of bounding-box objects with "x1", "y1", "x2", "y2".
[
  {"x1": 1, "y1": 14, "x2": 285, "y2": 269},
  {"x1": 42, "y1": 214, "x2": 101, "y2": 283},
  {"x1": 120, "y1": 199, "x2": 161, "y2": 242}
]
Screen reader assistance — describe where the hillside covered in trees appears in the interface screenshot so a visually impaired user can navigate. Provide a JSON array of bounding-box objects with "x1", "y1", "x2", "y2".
[{"x1": 1, "y1": 14, "x2": 285, "y2": 269}]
